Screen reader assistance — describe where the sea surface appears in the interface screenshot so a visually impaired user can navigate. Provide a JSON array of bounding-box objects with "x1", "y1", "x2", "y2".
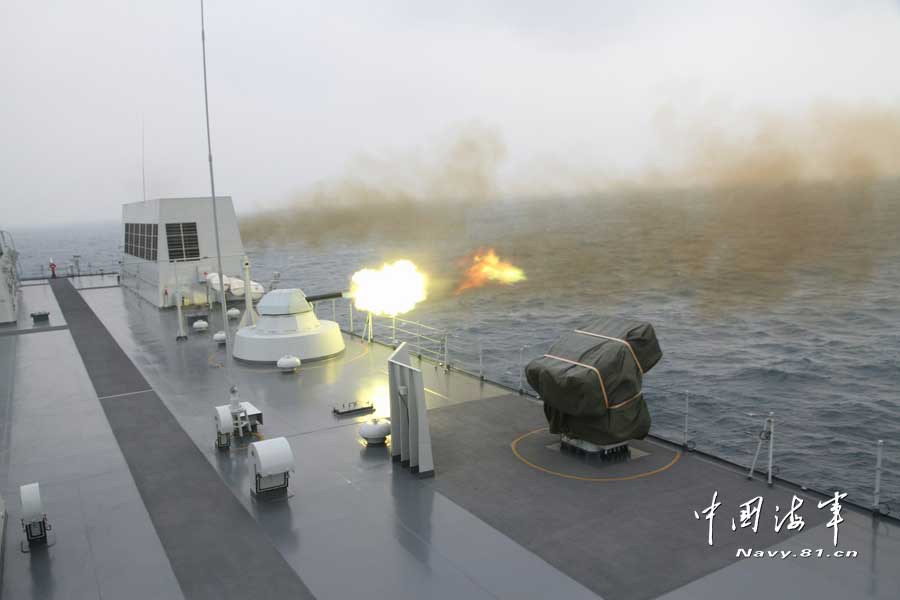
[{"x1": 9, "y1": 192, "x2": 900, "y2": 510}]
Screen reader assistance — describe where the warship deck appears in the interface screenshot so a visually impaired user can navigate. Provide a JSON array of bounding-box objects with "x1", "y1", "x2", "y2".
[{"x1": 1, "y1": 277, "x2": 898, "y2": 599}]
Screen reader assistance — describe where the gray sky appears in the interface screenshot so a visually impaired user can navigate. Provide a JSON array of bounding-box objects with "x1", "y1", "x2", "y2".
[{"x1": 2, "y1": 1, "x2": 899, "y2": 227}]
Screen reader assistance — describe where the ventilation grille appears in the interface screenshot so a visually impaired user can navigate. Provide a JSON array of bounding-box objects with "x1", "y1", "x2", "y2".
[{"x1": 165, "y1": 222, "x2": 200, "y2": 262}]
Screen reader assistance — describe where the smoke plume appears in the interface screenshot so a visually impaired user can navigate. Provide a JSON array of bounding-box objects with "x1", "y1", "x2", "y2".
[
  {"x1": 240, "y1": 122, "x2": 505, "y2": 246},
  {"x1": 241, "y1": 103, "x2": 900, "y2": 309}
]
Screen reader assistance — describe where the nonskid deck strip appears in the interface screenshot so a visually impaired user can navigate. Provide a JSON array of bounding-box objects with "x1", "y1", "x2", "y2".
[{"x1": 49, "y1": 279, "x2": 315, "y2": 600}]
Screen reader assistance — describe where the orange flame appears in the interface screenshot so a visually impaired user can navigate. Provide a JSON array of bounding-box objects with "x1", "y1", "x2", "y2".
[{"x1": 456, "y1": 248, "x2": 526, "y2": 294}]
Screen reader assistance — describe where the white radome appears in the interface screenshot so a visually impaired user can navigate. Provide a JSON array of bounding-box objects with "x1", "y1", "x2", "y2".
[
  {"x1": 213, "y1": 331, "x2": 227, "y2": 344},
  {"x1": 359, "y1": 419, "x2": 391, "y2": 445},
  {"x1": 193, "y1": 319, "x2": 209, "y2": 331}
]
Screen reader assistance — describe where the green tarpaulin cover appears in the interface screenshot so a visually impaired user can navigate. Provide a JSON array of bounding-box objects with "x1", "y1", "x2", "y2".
[{"x1": 525, "y1": 318, "x2": 662, "y2": 445}]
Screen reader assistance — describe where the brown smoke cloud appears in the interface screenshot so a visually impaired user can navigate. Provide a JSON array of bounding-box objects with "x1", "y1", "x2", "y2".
[
  {"x1": 240, "y1": 122, "x2": 505, "y2": 246},
  {"x1": 658, "y1": 102, "x2": 900, "y2": 187},
  {"x1": 241, "y1": 103, "x2": 900, "y2": 310},
  {"x1": 497, "y1": 101, "x2": 900, "y2": 310}
]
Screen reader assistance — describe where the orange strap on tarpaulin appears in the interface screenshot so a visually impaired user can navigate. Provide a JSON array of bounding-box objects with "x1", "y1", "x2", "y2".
[
  {"x1": 542, "y1": 354, "x2": 643, "y2": 410},
  {"x1": 573, "y1": 329, "x2": 644, "y2": 374},
  {"x1": 542, "y1": 354, "x2": 610, "y2": 409}
]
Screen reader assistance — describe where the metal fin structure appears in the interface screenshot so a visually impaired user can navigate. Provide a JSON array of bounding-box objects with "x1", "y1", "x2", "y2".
[
  {"x1": 237, "y1": 256, "x2": 259, "y2": 328},
  {"x1": 388, "y1": 342, "x2": 434, "y2": 477}
]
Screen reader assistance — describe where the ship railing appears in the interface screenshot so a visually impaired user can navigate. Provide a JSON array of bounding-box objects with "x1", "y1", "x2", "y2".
[
  {"x1": 18, "y1": 259, "x2": 123, "y2": 281},
  {"x1": 644, "y1": 382, "x2": 900, "y2": 517},
  {"x1": 305, "y1": 295, "x2": 545, "y2": 395},
  {"x1": 309, "y1": 299, "x2": 448, "y2": 364},
  {"x1": 872, "y1": 442, "x2": 900, "y2": 516}
]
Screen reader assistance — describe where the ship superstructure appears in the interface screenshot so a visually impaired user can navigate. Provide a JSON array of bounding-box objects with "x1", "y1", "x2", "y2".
[{"x1": 120, "y1": 196, "x2": 244, "y2": 307}]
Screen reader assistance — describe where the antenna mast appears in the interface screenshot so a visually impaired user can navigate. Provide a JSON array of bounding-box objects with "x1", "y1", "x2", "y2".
[
  {"x1": 200, "y1": 0, "x2": 231, "y2": 377},
  {"x1": 141, "y1": 116, "x2": 147, "y2": 202}
]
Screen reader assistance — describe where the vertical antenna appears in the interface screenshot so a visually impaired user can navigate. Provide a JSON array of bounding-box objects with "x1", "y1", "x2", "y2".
[
  {"x1": 141, "y1": 116, "x2": 147, "y2": 202},
  {"x1": 200, "y1": 0, "x2": 231, "y2": 378}
]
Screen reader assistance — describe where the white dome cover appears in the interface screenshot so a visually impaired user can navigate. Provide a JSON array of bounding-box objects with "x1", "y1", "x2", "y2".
[
  {"x1": 233, "y1": 288, "x2": 345, "y2": 363},
  {"x1": 360, "y1": 419, "x2": 391, "y2": 443},
  {"x1": 250, "y1": 437, "x2": 295, "y2": 476},
  {"x1": 277, "y1": 354, "x2": 301, "y2": 370},
  {"x1": 257, "y1": 289, "x2": 312, "y2": 316},
  {"x1": 20, "y1": 482, "x2": 44, "y2": 523}
]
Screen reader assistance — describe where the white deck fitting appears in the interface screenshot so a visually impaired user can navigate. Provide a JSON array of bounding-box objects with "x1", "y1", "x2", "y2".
[{"x1": 19, "y1": 483, "x2": 43, "y2": 524}]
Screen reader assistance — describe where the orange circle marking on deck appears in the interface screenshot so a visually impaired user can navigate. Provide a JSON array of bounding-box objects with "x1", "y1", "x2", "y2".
[{"x1": 510, "y1": 427, "x2": 681, "y2": 482}]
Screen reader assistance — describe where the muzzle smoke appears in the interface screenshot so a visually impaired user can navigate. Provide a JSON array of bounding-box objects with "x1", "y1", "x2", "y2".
[{"x1": 241, "y1": 103, "x2": 900, "y2": 309}]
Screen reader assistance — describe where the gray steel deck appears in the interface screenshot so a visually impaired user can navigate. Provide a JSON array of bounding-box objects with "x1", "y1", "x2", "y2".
[
  {"x1": 75, "y1": 280, "x2": 597, "y2": 600},
  {"x1": 0, "y1": 281, "x2": 66, "y2": 338},
  {"x1": 0, "y1": 317, "x2": 183, "y2": 598},
  {"x1": 427, "y1": 394, "x2": 839, "y2": 599},
  {"x1": 2, "y1": 276, "x2": 899, "y2": 599},
  {"x1": 49, "y1": 278, "x2": 314, "y2": 599}
]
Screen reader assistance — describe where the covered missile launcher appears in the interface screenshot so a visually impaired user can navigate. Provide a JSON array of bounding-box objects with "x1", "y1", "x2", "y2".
[{"x1": 525, "y1": 318, "x2": 662, "y2": 445}]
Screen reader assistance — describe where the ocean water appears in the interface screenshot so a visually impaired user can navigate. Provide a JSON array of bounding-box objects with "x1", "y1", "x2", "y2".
[{"x1": 9, "y1": 192, "x2": 900, "y2": 510}]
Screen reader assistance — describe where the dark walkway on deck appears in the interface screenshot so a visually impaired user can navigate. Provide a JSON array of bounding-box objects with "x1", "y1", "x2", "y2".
[{"x1": 50, "y1": 279, "x2": 314, "y2": 600}]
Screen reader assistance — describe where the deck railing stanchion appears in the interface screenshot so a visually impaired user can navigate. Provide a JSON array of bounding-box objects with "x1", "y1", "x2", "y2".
[
  {"x1": 479, "y1": 342, "x2": 484, "y2": 379},
  {"x1": 522, "y1": 345, "x2": 528, "y2": 393},
  {"x1": 873, "y1": 439, "x2": 884, "y2": 513},
  {"x1": 748, "y1": 412, "x2": 774, "y2": 482},
  {"x1": 766, "y1": 412, "x2": 775, "y2": 486},
  {"x1": 348, "y1": 301, "x2": 353, "y2": 335},
  {"x1": 442, "y1": 334, "x2": 449, "y2": 368}
]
